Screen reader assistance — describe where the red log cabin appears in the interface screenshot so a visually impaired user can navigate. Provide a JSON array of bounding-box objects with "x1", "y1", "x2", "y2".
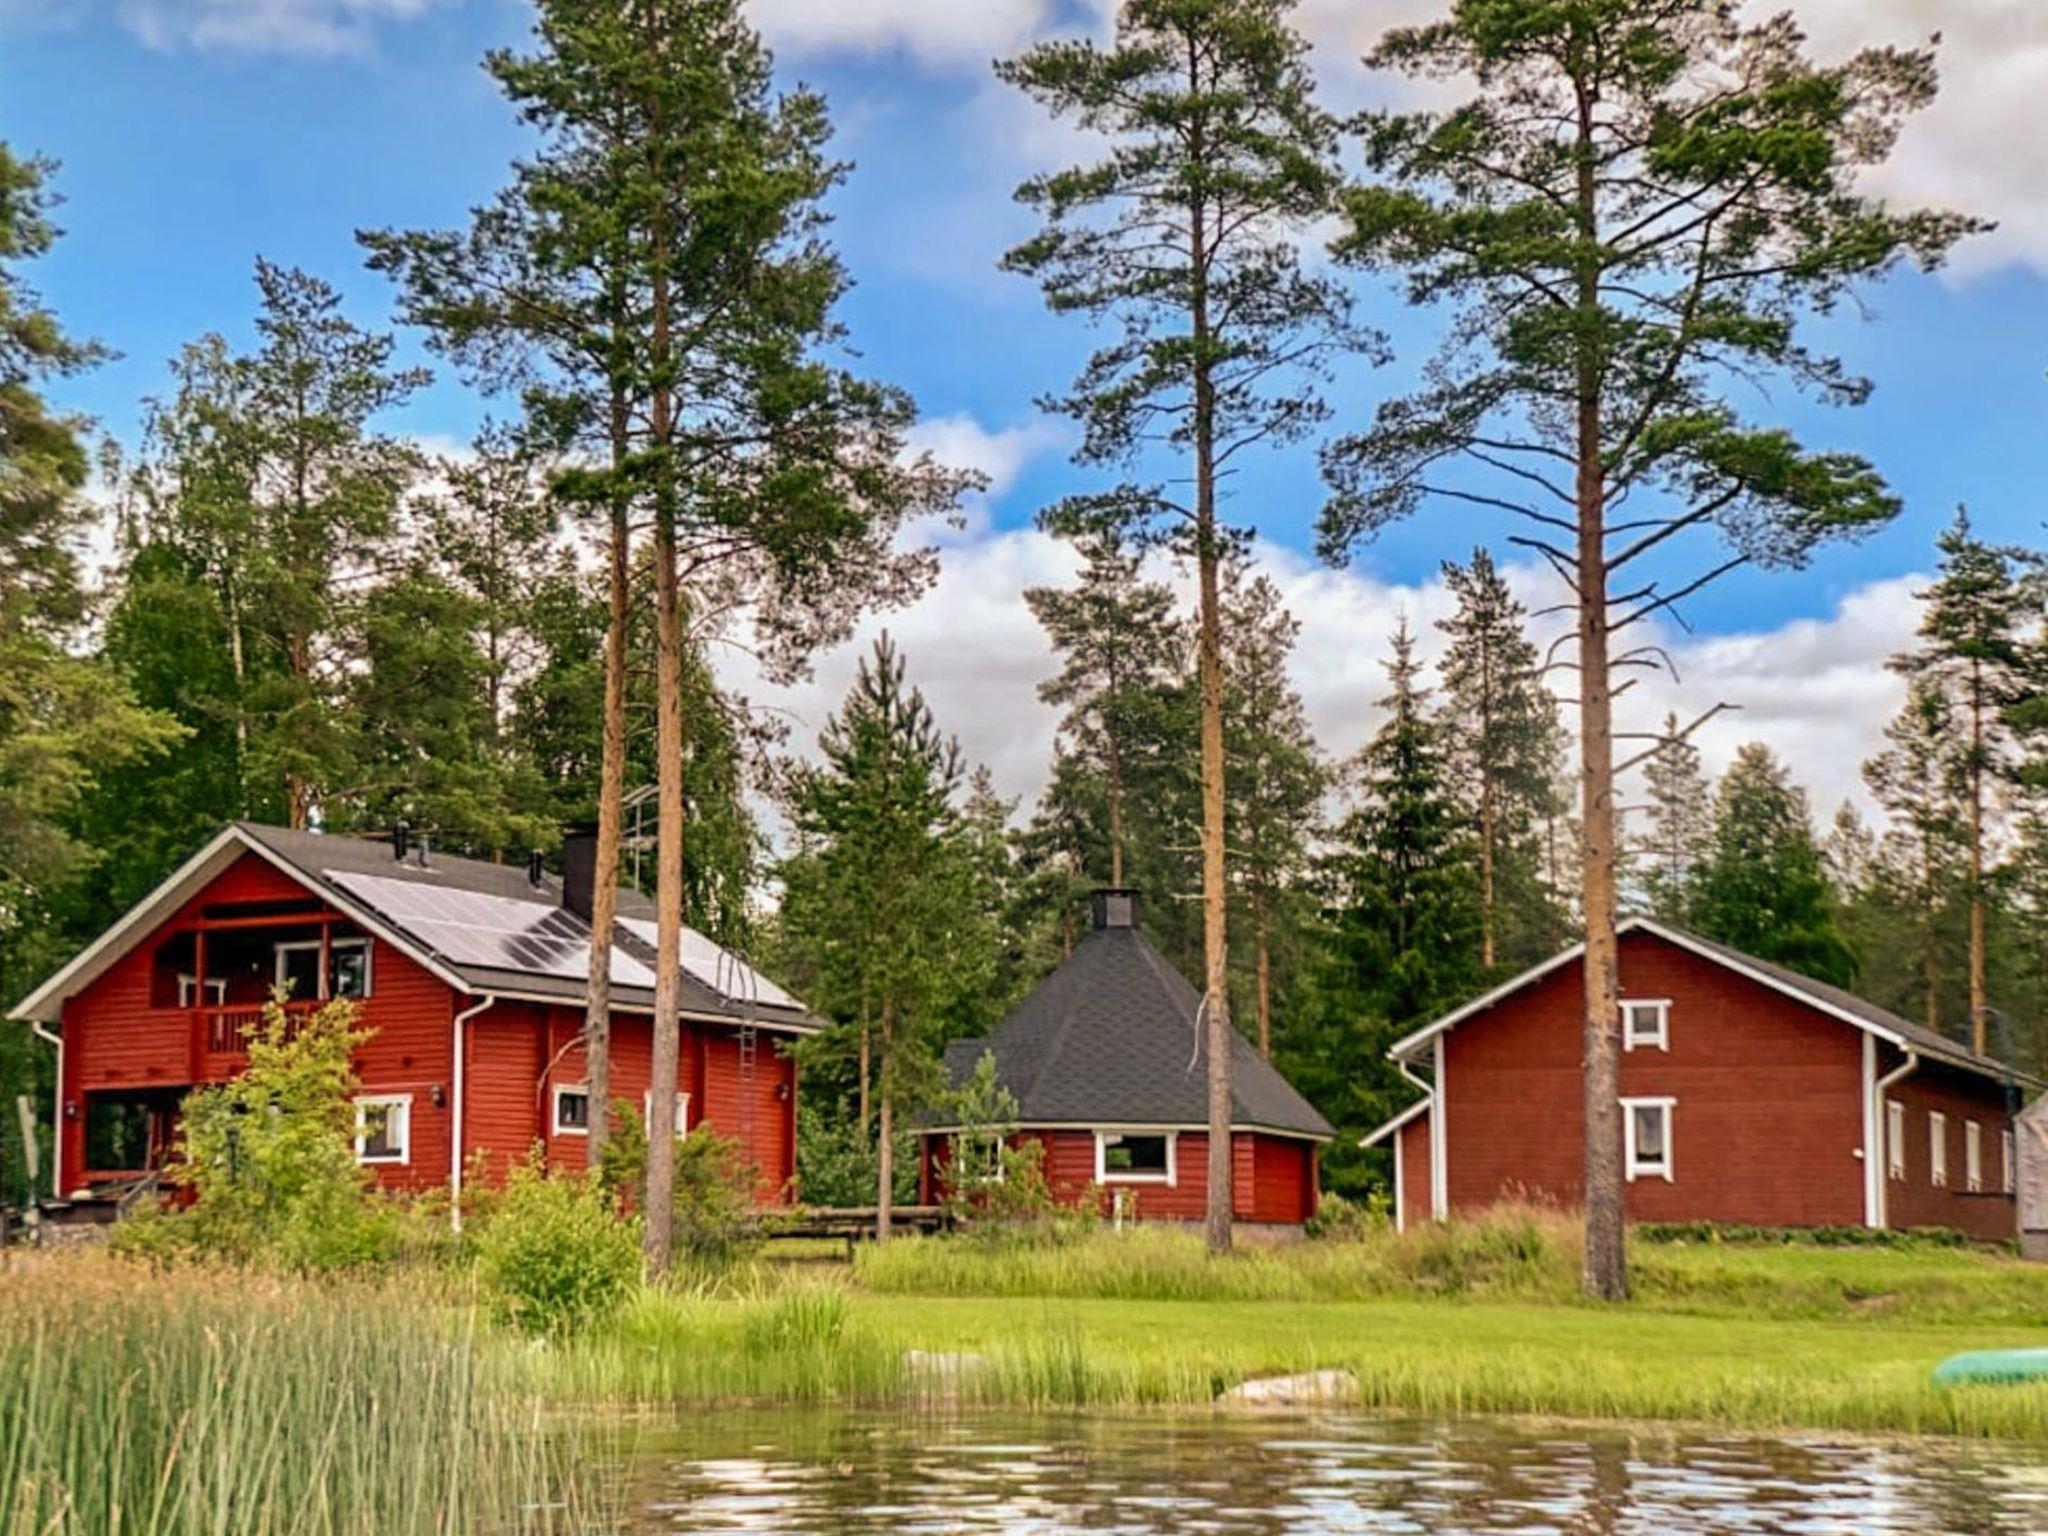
[
  {"x1": 917, "y1": 890, "x2": 1334, "y2": 1233},
  {"x1": 1363, "y1": 918, "x2": 2037, "y2": 1241},
  {"x1": 7, "y1": 821, "x2": 816, "y2": 1212}
]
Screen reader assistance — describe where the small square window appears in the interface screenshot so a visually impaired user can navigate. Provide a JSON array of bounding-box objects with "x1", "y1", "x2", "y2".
[
  {"x1": 953, "y1": 1133, "x2": 1006, "y2": 1186},
  {"x1": 355, "y1": 1096, "x2": 410, "y2": 1166},
  {"x1": 177, "y1": 974, "x2": 227, "y2": 1008},
  {"x1": 1621, "y1": 1000, "x2": 1669, "y2": 1052},
  {"x1": 1096, "y1": 1130, "x2": 1175, "y2": 1184},
  {"x1": 643, "y1": 1090, "x2": 690, "y2": 1140},
  {"x1": 553, "y1": 1085, "x2": 591, "y2": 1136},
  {"x1": 1622, "y1": 1098, "x2": 1674, "y2": 1182},
  {"x1": 274, "y1": 937, "x2": 372, "y2": 1001}
]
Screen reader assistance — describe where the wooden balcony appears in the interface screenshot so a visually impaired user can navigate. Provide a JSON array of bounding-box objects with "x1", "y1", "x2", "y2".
[{"x1": 193, "y1": 1000, "x2": 323, "y2": 1076}]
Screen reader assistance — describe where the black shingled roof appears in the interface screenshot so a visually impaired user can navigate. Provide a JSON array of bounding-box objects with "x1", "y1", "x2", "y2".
[
  {"x1": 235, "y1": 823, "x2": 819, "y2": 1033},
  {"x1": 927, "y1": 918, "x2": 1333, "y2": 1139}
]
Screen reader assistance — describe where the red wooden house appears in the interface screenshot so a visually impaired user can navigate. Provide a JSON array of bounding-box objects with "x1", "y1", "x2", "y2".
[
  {"x1": 7, "y1": 822, "x2": 815, "y2": 1212},
  {"x1": 917, "y1": 890, "x2": 1334, "y2": 1232},
  {"x1": 1364, "y1": 917, "x2": 2035, "y2": 1240}
]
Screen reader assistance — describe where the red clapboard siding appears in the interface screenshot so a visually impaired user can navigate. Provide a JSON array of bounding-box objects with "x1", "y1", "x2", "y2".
[
  {"x1": 1398, "y1": 1114, "x2": 1432, "y2": 1229},
  {"x1": 48, "y1": 847, "x2": 803, "y2": 1210},
  {"x1": 1885, "y1": 1061, "x2": 2017, "y2": 1241},
  {"x1": 932, "y1": 1126, "x2": 1316, "y2": 1226}
]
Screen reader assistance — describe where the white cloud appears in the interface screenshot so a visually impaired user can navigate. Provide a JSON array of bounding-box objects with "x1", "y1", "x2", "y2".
[
  {"x1": 117, "y1": 0, "x2": 438, "y2": 53},
  {"x1": 747, "y1": 0, "x2": 1058, "y2": 69},
  {"x1": 724, "y1": 521, "x2": 1922, "y2": 835},
  {"x1": 904, "y1": 414, "x2": 1063, "y2": 500}
]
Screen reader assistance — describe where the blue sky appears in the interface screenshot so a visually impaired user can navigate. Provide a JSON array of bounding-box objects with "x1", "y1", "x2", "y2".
[{"x1": 9, "y1": 0, "x2": 2048, "y2": 811}]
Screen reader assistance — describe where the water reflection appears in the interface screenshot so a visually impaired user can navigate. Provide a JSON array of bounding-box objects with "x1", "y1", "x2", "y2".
[{"x1": 612, "y1": 1411, "x2": 2048, "y2": 1534}]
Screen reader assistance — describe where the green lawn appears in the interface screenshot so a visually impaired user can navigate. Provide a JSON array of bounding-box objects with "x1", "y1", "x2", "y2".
[{"x1": 528, "y1": 1219, "x2": 2048, "y2": 1439}]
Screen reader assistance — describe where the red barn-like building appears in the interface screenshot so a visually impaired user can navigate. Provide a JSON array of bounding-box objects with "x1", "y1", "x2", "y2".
[
  {"x1": 7, "y1": 822, "x2": 815, "y2": 1211},
  {"x1": 1364, "y1": 918, "x2": 2034, "y2": 1240},
  {"x1": 917, "y1": 890, "x2": 1334, "y2": 1232}
]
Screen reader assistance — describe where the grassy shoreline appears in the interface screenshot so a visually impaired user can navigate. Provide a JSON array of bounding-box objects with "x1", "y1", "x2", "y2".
[{"x1": 6, "y1": 1216, "x2": 2048, "y2": 1530}]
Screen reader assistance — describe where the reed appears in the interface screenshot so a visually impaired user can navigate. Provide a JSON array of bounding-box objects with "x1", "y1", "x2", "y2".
[{"x1": 0, "y1": 1255, "x2": 613, "y2": 1536}]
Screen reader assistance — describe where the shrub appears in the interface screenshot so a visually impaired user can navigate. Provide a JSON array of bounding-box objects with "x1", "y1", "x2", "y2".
[
  {"x1": 115, "y1": 998, "x2": 401, "y2": 1272},
  {"x1": 474, "y1": 1155, "x2": 641, "y2": 1335},
  {"x1": 1305, "y1": 1190, "x2": 1390, "y2": 1241}
]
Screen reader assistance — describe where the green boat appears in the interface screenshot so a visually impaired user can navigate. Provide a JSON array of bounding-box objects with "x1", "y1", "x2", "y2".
[{"x1": 1933, "y1": 1349, "x2": 2048, "y2": 1386}]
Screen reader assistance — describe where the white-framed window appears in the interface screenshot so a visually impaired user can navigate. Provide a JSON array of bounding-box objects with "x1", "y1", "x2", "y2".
[
  {"x1": 1621, "y1": 1097, "x2": 1675, "y2": 1182},
  {"x1": 642, "y1": 1089, "x2": 691, "y2": 1140},
  {"x1": 274, "y1": 937, "x2": 372, "y2": 1001},
  {"x1": 953, "y1": 1133, "x2": 1007, "y2": 1186},
  {"x1": 1966, "y1": 1119, "x2": 1984, "y2": 1193},
  {"x1": 552, "y1": 1084, "x2": 591, "y2": 1136},
  {"x1": 1094, "y1": 1129, "x2": 1176, "y2": 1185},
  {"x1": 1887, "y1": 1100, "x2": 1905, "y2": 1181},
  {"x1": 1930, "y1": 1111, "x2": 1948, "y2": 1188},
  {"x1": 1621, "y1": 999, "x2": 1671, "y2": 1052},
  {"x1": 2005, "y1": 1130, "x2": 2017, "y2": 1196},
  {"x1": 354, "y1": 1095, "x2": 411, "y2": 1166},
  {"x1": 177, "y1": 973, "x2": 227, "y2": 1008}
]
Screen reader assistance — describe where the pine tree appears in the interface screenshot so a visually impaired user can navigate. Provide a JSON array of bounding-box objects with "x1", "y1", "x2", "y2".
[
  {"x1": 778, "y1": 636, "x2": 993, "y2": 1242},
  {"x1": 1001, "y1": 0, "x2": 1362, "y2": 1254},
  {"x1": 0, "y1": 145, "x2": 177, "y2": 1203},
  {"x1": 131, "y1": 262, "x2": 428, "y2": 831},
  {"x1": 1222, "y1": 561, "x2": 1324, "y2": 1059},
  {"x1": 1435, "y1": 549, "x2": 1563, "y2": 971},
  {"x1": 1023, "y1": 528, "x2": 1183, "y2": 887},
  {"x1": 369, "y1": 0, "x2": 963, "y2": 1263},
  {"x1": 1634, "y1": 713, "x2": 1714, "y2": 923},
  {"x1": 1319, "y1": 2, "x2": 1973, "y2": 1300},
  {"x1": 1888, "y1": 511, "x2": 2031, "y2": 1057},
  {"x1": 1688, "y1": 744, "x2": 1854, "y2": 985}
]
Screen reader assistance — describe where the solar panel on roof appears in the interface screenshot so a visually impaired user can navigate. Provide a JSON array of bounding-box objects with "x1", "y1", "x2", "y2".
[
  {"x1": 616, "y1": 917, "x2": 802, "y2": 1010},
  {"x1": 326, "y1": 871, "x2": 658, "y2": 989}
]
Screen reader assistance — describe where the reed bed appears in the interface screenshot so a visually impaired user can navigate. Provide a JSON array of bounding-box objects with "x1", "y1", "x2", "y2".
[{"x1": 0, "y1": 1255, "x2": 615, "y2": 1536}]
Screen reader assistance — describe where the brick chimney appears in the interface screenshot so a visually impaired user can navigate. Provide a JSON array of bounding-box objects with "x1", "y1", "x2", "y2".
[
  {"x1": 1090, "y1": 888, "x2": 1140, "y2": 931},
  {"x1": 561, "y1": 825, "x2": 598, "y2": 921}
]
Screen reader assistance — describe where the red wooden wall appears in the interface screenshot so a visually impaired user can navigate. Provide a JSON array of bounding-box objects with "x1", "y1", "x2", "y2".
[
  {"x1": 1418, "y1": 929, "x2": 2017, "y2": 1237},
  {"x1": 52, "y1": 850, "x2": 798, "y2": 1207}
]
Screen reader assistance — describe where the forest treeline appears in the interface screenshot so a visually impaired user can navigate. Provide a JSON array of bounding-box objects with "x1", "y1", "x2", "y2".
[{"x1": 0, "y1": 0, "x2": 2029, "y2": 1230}]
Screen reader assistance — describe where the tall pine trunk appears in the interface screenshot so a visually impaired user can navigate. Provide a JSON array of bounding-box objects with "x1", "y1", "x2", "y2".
[
  {"x1": 1478, "y1": 631, "x2": 1497, "y2": 970},
  {"x1": 1107, "y1": 732, "x2": 1126, "y2": 887},
  {"x1": 1188, "y1": 77, "x2": 1233, "y2": 1256},
  {"x1": 1255, "y1": 890, "x2": 1273, "y2": 1061},
  {"x1": 641, "y1": 0, "x2": 683, "y2": 1276},
  {"x1": 1574, "y1": 70, "x2": 1626, "y2": 1303},
  {"x1": 582, "y1": 396, "x2": 631, "y2": 1173}
]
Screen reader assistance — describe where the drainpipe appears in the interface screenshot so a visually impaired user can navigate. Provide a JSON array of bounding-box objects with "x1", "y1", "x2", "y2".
[
  {"x1": 28, "y1": 1021, "x2": 62, "y2": 1202},
  {"x1": 1871, "y1": 1047, "x2": 1919, "y2": 1231},
  {"x1": 449, "y1": 995, "x2": 496, "y2": 1233},
  {"x1": 1399, "y1": 1050, "x2": 1444, "y2": 1222}
]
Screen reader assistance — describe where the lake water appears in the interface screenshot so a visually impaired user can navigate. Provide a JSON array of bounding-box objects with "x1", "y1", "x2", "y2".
[{"x1": 611, "y1": 1411, "x2": 2048, "y2": 1534}]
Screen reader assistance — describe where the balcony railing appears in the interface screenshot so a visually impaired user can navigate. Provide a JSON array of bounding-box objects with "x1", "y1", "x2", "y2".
[{"x1": 200, "y1": 1000, "x2": 323, "y2": 1058}]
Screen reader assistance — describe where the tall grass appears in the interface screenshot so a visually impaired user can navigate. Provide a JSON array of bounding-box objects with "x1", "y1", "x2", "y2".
[{"x1": 0, "y1": 1256, "x2": 612, "y2": 1536}]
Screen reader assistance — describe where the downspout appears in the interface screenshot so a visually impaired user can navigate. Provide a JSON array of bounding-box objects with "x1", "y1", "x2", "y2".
[
  {"x1": 1871, "y1": 1046, "x2": 1919, "y2": 1231},
  {"x1": 449, "y1": 995, "x2": 496, "y2": 1233},
  {"x1": 1399, "y1": 1048, "x2": 1445, "y2": 1222},
  {"x1": 29, "y1": 1021, "x2": 61, "y2": 1201}
]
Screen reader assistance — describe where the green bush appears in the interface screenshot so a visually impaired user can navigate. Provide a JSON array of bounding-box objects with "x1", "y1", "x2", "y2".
[
  {"x1": 1305, "y1": 1190, "x2": 1390, "y2": 1241},
  {"x1": 111, "y1": 998, "x2": 401, "y2": 1273},
  {"x1": 474, "y1": 1155, "x2": 641, "y2": 1335}
]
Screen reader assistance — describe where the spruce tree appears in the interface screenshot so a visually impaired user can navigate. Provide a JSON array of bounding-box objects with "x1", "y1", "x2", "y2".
[
  {"x1": 1436, "y1": 549, "x2": 1563, "y2": 971},
  {"x1": 1001, "y1": 0, "x2": 1362, "y2": 1254},
  {"x1": 778, "y1": 637, "x2": 993, "y2": 1242},
  {"x1": 1862, "y1": 680, "x2": 1968, "y2": 1034},
  {"x1": 1635, "y1": 712, "x2": 1714, "y2": 923},
  {"x1": 1688, "y1": 744, "x2": 1853, "y2": 985},
  {"x1": 1319, "y1": 1, "x2": 1974, "y2": 1299}
]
